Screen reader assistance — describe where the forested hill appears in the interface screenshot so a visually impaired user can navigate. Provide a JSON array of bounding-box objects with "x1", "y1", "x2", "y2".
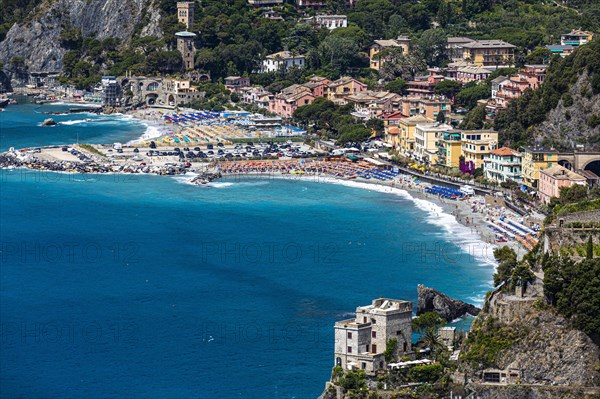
[
  {"x1": 494, "y1": 39, "x2": 600, "y2": 150},
  {"x1": 2, "y1": 0, "x2": 600, "y2": 84}
]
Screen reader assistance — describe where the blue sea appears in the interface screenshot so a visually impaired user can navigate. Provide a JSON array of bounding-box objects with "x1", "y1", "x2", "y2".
[{"x1": 0, "y1": 102, "x2": 496, "y2": 399}]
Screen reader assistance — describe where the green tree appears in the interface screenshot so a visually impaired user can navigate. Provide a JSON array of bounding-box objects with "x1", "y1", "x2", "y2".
[
  {"x1": 417, "y1": 28, "x2": 448, "y2": 67},
  {"x1": 339, "y1": 369, "x2": 367, "y2": 391},
  {"x1": 456, "y1": 81, "x2": 491, "y2": 110},
  {"x1": 145, "y1": 50, "x2": 183, "y2": 74},
  {"x1": 385, "y1": 77, "x2": 408, "y2": 94},
  {"x1": 59, "y1": 25, "x2": 82, "y2": 50},
  {"x1": 493, "y1": 246, "x2": 518, "y2": 287},
  {"x1": 434, "y1": 80, "x2": 461, "y2": 98},
  {"x1": 366, "y1": 118, "x2": 384, "y2": 134},
  {"x1": 383, "y1": 338, "x2": 398, "y2": 362},
  {"x1": 377, "y1": 49, "x2": 427, "y2": 81},
  {"x1": 587, "y1": 236, "x2": 594, "y2": 259},
  {"x1": 526, "y1": 47, "x2": 552, "y2": 65},
  {"x1": 337, "y1": 125, "x2": 371, "y2": 145},
  {"x1": 412, "y1": 312, "x2": 446, "y2": 340}
]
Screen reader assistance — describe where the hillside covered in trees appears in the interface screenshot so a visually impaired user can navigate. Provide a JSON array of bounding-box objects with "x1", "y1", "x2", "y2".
[
  {"x1": 493, "y1": 39, "x2": 600, "y2": 149},
  {"x1": 2, "y1": 0, "x2": 600, "y2": 87}
]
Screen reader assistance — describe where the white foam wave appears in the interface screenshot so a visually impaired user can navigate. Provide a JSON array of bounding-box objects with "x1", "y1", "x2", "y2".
[
  {"x1": 209, "y1": 182, "x2": 235, "y2": 188},
  {"x1": 254, "y1": 174, "x2": 499, "y2": 270},
  {"x1": 59, "y1": 119, "x2": 93, "y2": 126}
]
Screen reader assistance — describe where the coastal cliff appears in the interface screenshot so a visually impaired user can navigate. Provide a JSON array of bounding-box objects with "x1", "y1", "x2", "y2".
[
  {"x1": 0, "y1": 69, "x2": 11, "y2": 92},
  {"x1": 459, "y1": 279, "x2": 600, "y2": 398},
  {"x1": 0, "y1": 0, "x2": 162, "y2": 75},
  {"x1": 417, "y1": 284, "x2": 480, "y2": 321}
]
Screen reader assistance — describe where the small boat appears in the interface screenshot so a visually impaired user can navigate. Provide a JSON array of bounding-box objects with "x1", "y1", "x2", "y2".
[{"x1": 0, "y1": 98, "x2": 9, "y2": 108}]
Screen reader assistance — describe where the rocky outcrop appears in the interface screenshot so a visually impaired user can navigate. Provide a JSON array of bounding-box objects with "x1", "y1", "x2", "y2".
[
  {"x1": 41, "y1": 118, "x2": 57, "y2": 126},
  {"x1": 0, "y1": 0, "x2": 162, "y2": 74},
  {"x1": 0, "y1": 70, "x2": 12, "y2": 93},
  {"x1": 470, "y1": 384, "x2": 599, "y2": 399},
  {"x1": 460, "y1": 283, "x2": 600, "y2": 394},
  {"x1": 533, "y1": 71, "x2": 600, "y2": 149},
  {"x1": 417, "y1": 284, "x2": 480, "y2": 321}
]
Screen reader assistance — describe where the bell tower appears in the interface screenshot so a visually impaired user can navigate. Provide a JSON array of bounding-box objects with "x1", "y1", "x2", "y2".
[
  {"x1": 177, "y1": 2, "x2": 195, "y2": 30},
  {"x1": 176, "y1": 31, "x2": 197, "y2": 70}
]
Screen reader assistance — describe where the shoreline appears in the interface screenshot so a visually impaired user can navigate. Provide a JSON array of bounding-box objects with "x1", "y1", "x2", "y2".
[
  {"x1": 2, "y1": 145, "x2": 526, "y2": 307},
  {"x1": 183, "y1": 171, "x2": 510, "y2": 298}
]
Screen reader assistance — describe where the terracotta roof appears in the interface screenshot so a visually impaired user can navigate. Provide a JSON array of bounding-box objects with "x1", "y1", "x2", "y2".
[{"x1": 489, "y1": 147, "x2": 521, "y2": 157}]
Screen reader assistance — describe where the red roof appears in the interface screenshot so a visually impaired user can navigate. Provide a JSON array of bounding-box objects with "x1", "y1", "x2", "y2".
[
  {"x1": 490, "y1": 147, "x2": 520, "y2": 157},
  {"x1": 383, "y1": 111, "x2": 407, "y2": 120}
]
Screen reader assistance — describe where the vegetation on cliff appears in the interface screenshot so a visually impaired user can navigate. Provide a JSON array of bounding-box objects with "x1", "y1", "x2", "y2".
[
  {"x1": 3, "y1": 0, "x2": 600, "y2": 94},
  {"x1": 542, "y1": 254, "x2": 600, "y2": 344},
  {"x1": 492, "y1": 39, "x2": 600, "y2": 148}
]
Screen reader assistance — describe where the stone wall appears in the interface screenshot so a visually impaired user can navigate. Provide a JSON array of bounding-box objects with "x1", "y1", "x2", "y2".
[{"x1": 557, "y1": 209, "x2": 600, "y2": 224}]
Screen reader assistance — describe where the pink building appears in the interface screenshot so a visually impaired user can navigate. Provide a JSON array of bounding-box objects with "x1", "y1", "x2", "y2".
[
  {"x1": 268, "y1": 85, "x2": 316, "y2": 118},
  {"x1": 539, "y1": 164, "x2": 587, "y2": 204},
  {"x1": 224, "y1": 76, "x2": 250, "y2": 91},
  {"x1": 303, "y1": 76, "x2": 332, "y2": 97}
]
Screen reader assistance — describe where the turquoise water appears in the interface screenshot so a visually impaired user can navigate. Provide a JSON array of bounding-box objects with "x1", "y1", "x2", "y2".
[
  {"x1": 0, "y1": 101, "x2": 146, "y2": 151},
  {"x1": 0, "y1": 104, "x2": 495, "y2": 398}
]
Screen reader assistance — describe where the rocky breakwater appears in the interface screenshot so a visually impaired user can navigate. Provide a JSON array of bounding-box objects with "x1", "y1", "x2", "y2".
[
  {"x1": 191, "y1": 172, "x2": 222, "y2": 185},
  {"x1": 0, "y1": 147, "x2": 189, "y2": 176},
  {"x1": 417, "y1": 284, "x2": 480, "y2": 321}
]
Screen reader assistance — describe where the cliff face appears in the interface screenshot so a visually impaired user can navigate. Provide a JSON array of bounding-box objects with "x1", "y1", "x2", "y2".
[
  {"x1": 534, "y1": 71, "x2": 600, "y2": 149},
  {"x1": 0, "y1": 70, "x2": 12, "y2": 92},
  {"x1": 460, "y1": 281, "x2": 600, "y2": 397},
  {"x1": 0, "y1": 0, "x2": 162, "y2": 73},
  {"x1": 417, "y1": 284, "x2": 480, "y2": 321}
]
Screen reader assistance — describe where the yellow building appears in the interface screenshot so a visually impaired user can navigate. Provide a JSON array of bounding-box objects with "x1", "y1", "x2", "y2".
[
  {"x1": 369, "y1": 36, "x2": 410, "y2": 70},
  {"x1": 461, "y1": 130, "x2": 498, "y2": 169},
  {"x1": 436, "y1": 130, "x2": 463, "y2": 168},
  {"x1": 397, "y1": 115, "x2": 431, "y2": 156},
  {"x1": 385, "y1": 125, "x2": 401, "y2": 148},
  {"x1": 520, "y1": 146, "x2": 559, "y2": 188},
  {"x1": 462, "y1": 40, "x2": 516, "y2": 67}
]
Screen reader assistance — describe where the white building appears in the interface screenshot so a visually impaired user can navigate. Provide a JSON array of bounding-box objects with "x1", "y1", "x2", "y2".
[
  {"x1": 414, "y1": 123, "x2": 453, "y2": 164},
  {"x1": 240, "y1": 86, "x2": 273, "y2": 108},
  {"x1": 101, "y1": 76, "x2": 120, "y2": 107},
  {"x1": 261, "y1": 51, "x2": 306, "y2": 73},
  {"x1": 314, "y1": 15, "x2": 347, "y2": 30},
  {"x1": 484, "y1": 147, "x2": 523, "y2": 184},
  {"x1": 334, "y1": 298, "x2": 413, "y2": 375}
]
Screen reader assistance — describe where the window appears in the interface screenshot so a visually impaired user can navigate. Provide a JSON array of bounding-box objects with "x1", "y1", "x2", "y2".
[
  {"x1": 347, "y1": 332, "x2": 352, "y2": 339},
  {"x1": 371, "y1": 344, "x2": 377, "y2": 353},
  {"x1": 372, "y1": 331, "x2": 376, "y2": 338},
  {"x1": 361, "y1": 362, "x2": 366, "y2": 370},
  {"x1": 347, "y1": 346, "x2": 352, "y2": 353}
]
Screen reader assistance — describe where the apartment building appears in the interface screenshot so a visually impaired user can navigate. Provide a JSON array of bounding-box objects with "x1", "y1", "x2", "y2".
[{"x1": 462, "y1": 40, "x2": 516, "y2": 67}]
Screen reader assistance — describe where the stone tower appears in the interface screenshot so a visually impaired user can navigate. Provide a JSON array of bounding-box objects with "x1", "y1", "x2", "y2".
[
  {"x1": 176, "y1": 31, "x2": 197, "y2": 70},
  {"x1": 177, "y1": 2, "x2": 195, "y2": 30}
]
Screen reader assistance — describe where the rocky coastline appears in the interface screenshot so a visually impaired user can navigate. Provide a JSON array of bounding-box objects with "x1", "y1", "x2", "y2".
[{"x1": 417, "y1": 284, "x2": 481, "y2": 321}]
